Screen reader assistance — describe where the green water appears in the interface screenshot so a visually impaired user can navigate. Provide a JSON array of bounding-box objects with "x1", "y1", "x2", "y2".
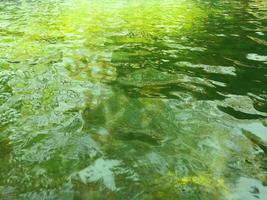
[{"x1": 0, "y1": 0, "x2": 267, "y2": 199}]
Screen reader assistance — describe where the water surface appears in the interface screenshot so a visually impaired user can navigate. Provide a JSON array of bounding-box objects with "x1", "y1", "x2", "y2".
[{"x1": 0, "y1": 0, "x2": 267, "y2": 199}]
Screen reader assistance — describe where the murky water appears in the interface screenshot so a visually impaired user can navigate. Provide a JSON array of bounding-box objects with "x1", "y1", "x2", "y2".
[{"x1": 0, "y1": 0, "x2": 267, "y2": 199}]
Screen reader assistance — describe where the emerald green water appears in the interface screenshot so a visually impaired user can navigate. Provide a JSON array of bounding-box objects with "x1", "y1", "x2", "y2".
[{"x1": 0, "y1": 0, "x2": 267, "y2": 199}]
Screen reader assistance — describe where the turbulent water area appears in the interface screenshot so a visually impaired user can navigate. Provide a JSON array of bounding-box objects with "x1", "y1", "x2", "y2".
[{"x1": 0, "y1": 0, "x2": 267, "y2": 199}]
